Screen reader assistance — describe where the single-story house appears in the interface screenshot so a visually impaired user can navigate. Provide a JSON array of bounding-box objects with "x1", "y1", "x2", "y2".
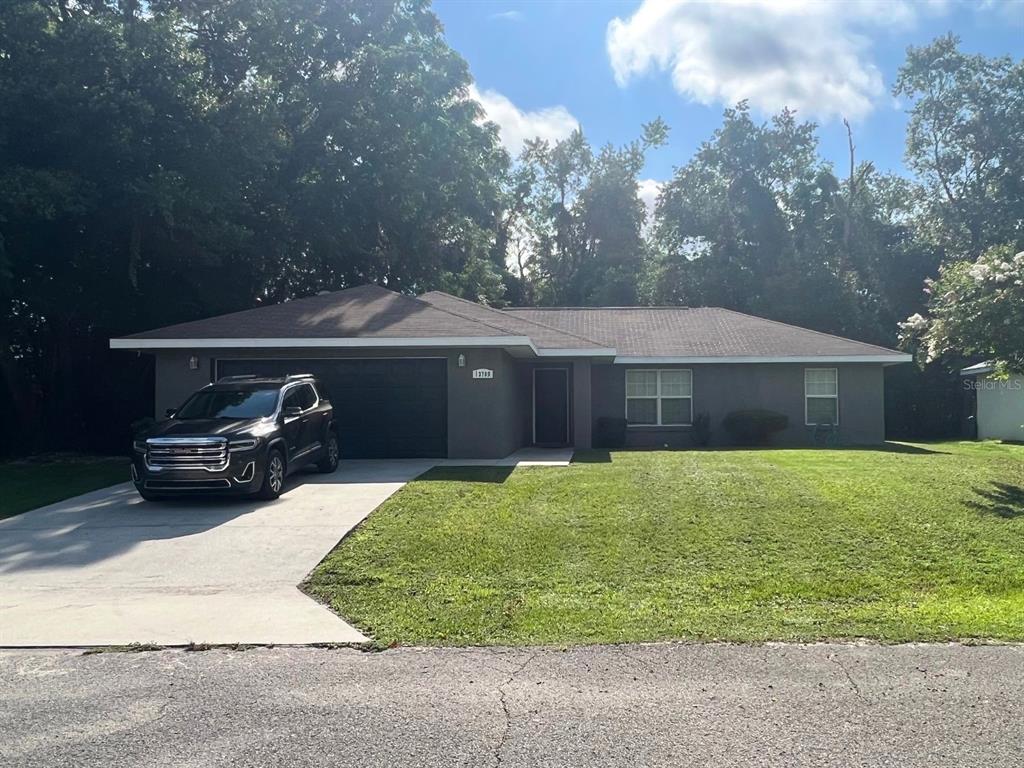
[
  {"x1": 110, "y1": 285, "x2": 911, "y2": 458},
  {"x1": 961, "y1": 362, "x2": 1024, "y2": 441}
]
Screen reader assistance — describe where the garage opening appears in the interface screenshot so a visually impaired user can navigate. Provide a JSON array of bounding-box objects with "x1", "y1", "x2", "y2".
[{"x1": 216, "y1": 358, "x2": 447, "y2": 459}]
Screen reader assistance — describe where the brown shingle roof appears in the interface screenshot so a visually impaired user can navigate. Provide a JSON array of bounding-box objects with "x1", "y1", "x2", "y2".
[
  {"x1": 417, "y1": 292, "x2": 609, "y2": 350},
  {"x1": 117, "y1": 285, "x2": 906, "y2": 360},
  {"x1": 124, "y1": 285, "x2": 522, "y2": 340},
  {"x1": 503, "y1": 306, "x2": 905, "y2": 359}
]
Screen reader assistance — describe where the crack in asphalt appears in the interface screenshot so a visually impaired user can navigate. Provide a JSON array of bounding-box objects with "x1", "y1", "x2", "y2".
[
  {"x1": 492, "y1": 651, "x2": 539, "y2": 767},
  {"x1": 829, "y1": 653, "x2": 865, "y2": 701}
]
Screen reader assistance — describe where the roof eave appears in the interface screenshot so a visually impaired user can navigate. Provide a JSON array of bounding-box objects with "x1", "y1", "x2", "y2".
[
  {"x1": 960, "y1": 362, "x2": 995, "y2": 376},
  {"x1": 537, "y1": 347, "x2": 617, "y2": 360},
  {"x1": 613, "y1": 354, "x2": 913, "y2": 364},
  {"x1": 110, "y1": 336, "x2": 540, "y2": 356}
]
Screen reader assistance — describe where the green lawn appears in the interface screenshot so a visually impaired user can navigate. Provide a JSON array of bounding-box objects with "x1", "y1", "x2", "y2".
[
  {"x1": 305, "y1": 441, "x2": 1024, "y2": 647},
  {"x1": 0, "y1": 456, "x2": 130, "y2": 520}
]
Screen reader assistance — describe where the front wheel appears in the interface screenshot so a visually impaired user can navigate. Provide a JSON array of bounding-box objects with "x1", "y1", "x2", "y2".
[
  {"x1": 317, "y1": 432, "x2": 340, "y2": 473},
  {"x1": 136, "y1": 488, "x2": 164, "y2": 502},
  {"x1": 257, "y1": 449, "x2": 286, "y2": 500}
]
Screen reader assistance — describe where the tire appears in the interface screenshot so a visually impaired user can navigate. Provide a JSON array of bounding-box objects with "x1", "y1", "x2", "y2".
[
  {"x1": 136, "y1": 488, "x2": 163, "y2": 502},
  {"x1": 257, "y1": 449, "x2": 286, "y2": 500},
  {"x1": 317, "y1": 431, "x2": 340, "y2": 473}
]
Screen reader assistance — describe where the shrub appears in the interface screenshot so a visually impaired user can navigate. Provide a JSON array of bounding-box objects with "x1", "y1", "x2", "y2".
[
  {"x1": 691, "y1": 412, "x2": 712, "y2": 447},
  {"x1": 594, "y1": 416, "x2": 627, "y2": 449},
  {"x1": 721, "y1": 409, "x2": 788, "y2": 445}
]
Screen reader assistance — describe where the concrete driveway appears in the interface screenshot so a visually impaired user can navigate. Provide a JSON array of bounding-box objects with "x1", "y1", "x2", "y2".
[{"x1": 0, "y1": 460, "x2": 435, "y2": 647}]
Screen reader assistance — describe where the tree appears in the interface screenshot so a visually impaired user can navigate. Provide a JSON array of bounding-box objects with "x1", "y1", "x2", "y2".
[
  {"x1": 0, "y1": 0, "x2": 510, "y2": 454},
  {"x1": 648, "y1": 104, "x2": 899, "y2": 340},
  {"x1": 894, "y1": 35, "x2": 1024, "y2": 257},
  {"x1": 512, "y1": 120, "x2": 667, "y2": 306},
  {"x1": 901, "y1": 245, "x2": 1024, "y2": 374}
]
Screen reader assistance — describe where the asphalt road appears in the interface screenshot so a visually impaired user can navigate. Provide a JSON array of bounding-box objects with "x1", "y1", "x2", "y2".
[{"x1": 2, "y1": 643, "x2": 1021, "y2": 767}]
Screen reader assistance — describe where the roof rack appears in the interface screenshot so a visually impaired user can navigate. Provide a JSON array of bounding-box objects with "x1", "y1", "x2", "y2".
[{"x1": 215, "y1": 373, "x2": 315, "y2": 383}]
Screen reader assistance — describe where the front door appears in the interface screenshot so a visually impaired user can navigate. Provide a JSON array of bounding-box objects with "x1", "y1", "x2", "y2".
[{"x1": 534, "y1": 368, "x2": 569, "y2": 446}]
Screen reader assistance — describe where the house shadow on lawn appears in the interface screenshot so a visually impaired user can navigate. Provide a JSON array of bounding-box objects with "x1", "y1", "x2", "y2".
[
  {"x1": 415, "y1": 466, "x2": 514, "y2": 484},
  {"x1": 968, "y1": 482, "x2": 1024, "y2": 519},
  {"x1": 571, "y1": 450, "x2": 612, "y2": 464},
  {"x1": 573, "y1": 443, "x2": 947, "y2": 457},
  {"x1": 840, "y1": 442, "x2": 952, "y2": 455}
]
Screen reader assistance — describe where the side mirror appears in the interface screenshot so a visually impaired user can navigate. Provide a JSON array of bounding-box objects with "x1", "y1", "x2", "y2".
[
  {"x1": 164, "y1": 408, "x2": 176, "y2": 418},
  {"x1": 282, "y1": 405, "x2": 302, "y2": 418}
]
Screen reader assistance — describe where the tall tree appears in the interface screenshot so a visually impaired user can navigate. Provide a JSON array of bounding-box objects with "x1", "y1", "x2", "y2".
[
  {"x1": 0, "y1": 0, "x2": 509, "y2": 454},
  {"x1": 514, "y1": 120, "x2": 667, "y2": 306},
  {"x1": 894, "y1": 34, "x2": 1024, "y2": 257},
  {"x1": 649, "y1": 104, "x2": 886, "y2": 339}
]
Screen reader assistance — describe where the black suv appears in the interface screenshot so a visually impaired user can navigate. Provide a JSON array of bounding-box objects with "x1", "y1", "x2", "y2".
[{"x1": 131, "y1": 374, "x2": 339, "y2": 501}]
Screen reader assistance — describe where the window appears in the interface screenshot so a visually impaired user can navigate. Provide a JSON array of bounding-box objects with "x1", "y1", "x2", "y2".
[
  {"x1": 805, "y1": 368, "x2": 838, "y2": 426},
  {"x1": 283, "y1": 384, "x2": 316, "y2": 412},
  {"x1": 625, "y1": 369, "x2": 692, "y2": 426},
  {"x1": 296, "y1": 383, "x2": 318, "y2": 410}
]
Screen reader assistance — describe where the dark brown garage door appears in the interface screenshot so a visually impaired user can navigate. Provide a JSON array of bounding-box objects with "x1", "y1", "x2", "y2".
[{"x1": 216, "y1": 358, "x2": 447, "y2": 459}]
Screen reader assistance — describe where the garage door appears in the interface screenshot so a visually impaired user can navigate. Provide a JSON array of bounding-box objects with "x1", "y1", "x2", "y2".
[{"x1": 215, "y1": 358, "x2": 447, "y2": 459}]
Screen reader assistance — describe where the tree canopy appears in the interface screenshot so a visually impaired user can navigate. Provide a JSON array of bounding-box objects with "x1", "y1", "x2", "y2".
[{"x1": 0, "y1": 5, "x2": 1019, "y2": 453}]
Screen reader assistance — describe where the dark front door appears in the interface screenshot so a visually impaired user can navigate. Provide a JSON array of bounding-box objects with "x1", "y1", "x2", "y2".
[{"x1": 534, "y1": 368, "x2": 569, "y2": 446}]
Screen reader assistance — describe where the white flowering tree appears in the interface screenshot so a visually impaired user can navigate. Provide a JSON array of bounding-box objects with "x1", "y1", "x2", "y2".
[{"x1": 901, "y1": 245, "x2": 1024, "y2": 374}]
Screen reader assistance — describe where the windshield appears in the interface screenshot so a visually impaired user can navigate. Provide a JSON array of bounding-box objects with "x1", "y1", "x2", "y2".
[{"x1": 175, "y1": 388, "x2": 279, "y2": 420}]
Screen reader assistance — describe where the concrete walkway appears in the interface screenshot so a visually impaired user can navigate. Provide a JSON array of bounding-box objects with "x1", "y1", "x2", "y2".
[
  {"x1": 0, "y1": 460, "x2": 435, "y2": 647},
  {"x1": 440, "y1": 447, "x2": 574, "y2": 467},
  {"x1": 2, "y1": 642, "x2": 1022, "y2": 767}
]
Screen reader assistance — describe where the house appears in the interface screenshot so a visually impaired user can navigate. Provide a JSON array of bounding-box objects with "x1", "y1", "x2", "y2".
[
  {"x1": 961, "y1": 362, "x2": 1024, "y2": 441},
  {"x1": 110, "y1": 285, "x2": 911, "y2": 458}
]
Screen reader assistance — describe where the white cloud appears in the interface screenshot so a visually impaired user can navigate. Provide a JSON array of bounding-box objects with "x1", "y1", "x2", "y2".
[
  {"x1": 606, "y1": 0, "x2": 947, "y2": 121},
  {"x1": 490, "y1": 10, "x2": 524, "y2": 22},
  {"x1": 468, "y1": 84, "x2": 579, "y2": 155},
  {"x1": 637, "y1": 178, "x2": 663, "y2": 223}
]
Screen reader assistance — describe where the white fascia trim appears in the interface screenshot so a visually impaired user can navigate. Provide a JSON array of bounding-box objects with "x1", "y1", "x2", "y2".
[
  {"x1": 960, "y1": 362, "x2": 994, "y2": 376},
  {"x1": 614, "y1": 354, "x2": 912, "y2": 364},
  {"x1": 537, "y1": 347, "x2": 617, "y2": 357},
  {"x1": 110, "y1": 336, "x2": 538, "y2": 352}
]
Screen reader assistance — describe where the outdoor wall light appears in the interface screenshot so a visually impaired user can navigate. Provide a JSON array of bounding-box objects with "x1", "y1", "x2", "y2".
[
  {"x1": 457, "y1": 353, "x2": 466, "y2": 368},
  {"x1": 188, "y1": 354, "x2": 200, "y2": 371}
]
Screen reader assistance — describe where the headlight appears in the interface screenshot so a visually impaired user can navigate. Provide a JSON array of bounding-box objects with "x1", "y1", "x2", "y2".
[
  {"x1": 229, "y1": 438, "x2": 260, "y2": 452},
  {"x1": 133, "y1": 440, "x2": 148, "y2": 453}
]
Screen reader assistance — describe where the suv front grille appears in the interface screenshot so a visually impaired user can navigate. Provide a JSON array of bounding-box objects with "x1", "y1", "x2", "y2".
[
  {"x1": 145, "y1": 479, "x2": 232, "y2": 490},
  {"x1": 146, "y1": 438, "x2": 229, "y2": 471}
]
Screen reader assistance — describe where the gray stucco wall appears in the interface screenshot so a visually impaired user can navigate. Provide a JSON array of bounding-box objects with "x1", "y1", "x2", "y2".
[
  {"x1": 152, "y1": 349, "x2": 883, "y2": 457},
  {"x1": 152, "y1": 347, "x2": 530, "y2": 459},
  {"x1": 592, "y1": 362, "x2": 886, "y2": 447}
]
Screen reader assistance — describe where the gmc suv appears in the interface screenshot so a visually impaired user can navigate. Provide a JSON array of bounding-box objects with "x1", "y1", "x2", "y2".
[{"x1": 131, "y1": 374, "x2": 339, "y2": 501}]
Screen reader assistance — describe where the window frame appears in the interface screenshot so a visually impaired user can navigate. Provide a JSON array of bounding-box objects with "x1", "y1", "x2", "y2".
[
  {"x1": 624, "y1": 369, "x2": 693, "y2": 427},
  {"x1": 281, "y1": 382, "x2": 319, "y2": 414},
  {"x1": 804, "y1": 367, "x2": 839, "y2": 427}
]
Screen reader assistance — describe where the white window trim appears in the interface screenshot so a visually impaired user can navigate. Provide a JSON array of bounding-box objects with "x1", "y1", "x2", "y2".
[
  {"x1": 805, "y1": 367, "x2": 839, "y2": 426},
  {"x1": 625, "y1": 369, "x2": 693, "y2": 427}
]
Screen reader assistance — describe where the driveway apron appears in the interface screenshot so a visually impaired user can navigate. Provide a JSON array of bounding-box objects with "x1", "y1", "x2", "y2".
[{"x1": 0, "y1": 460, "x2": 434, "y2": 646}]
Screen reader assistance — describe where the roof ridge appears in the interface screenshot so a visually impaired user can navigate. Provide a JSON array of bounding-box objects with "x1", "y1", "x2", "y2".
[
  {"x1": 407, "y1": 291, "x2": 528, "y2": 339},
  {"x1": 711, "y1": 307, "x2": 903, "y2": 355},
  {"x1": 421, "y1": 292, "x2": 606, "y2": 347},
  {"x1": 505, "y1": 305, "x2": 692, "y2": 311}
]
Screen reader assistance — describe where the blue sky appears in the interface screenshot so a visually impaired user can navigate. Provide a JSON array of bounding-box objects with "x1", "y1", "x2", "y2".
[{"x1": 434, "y1": 0, "x2": 1023, "y2": 206}]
